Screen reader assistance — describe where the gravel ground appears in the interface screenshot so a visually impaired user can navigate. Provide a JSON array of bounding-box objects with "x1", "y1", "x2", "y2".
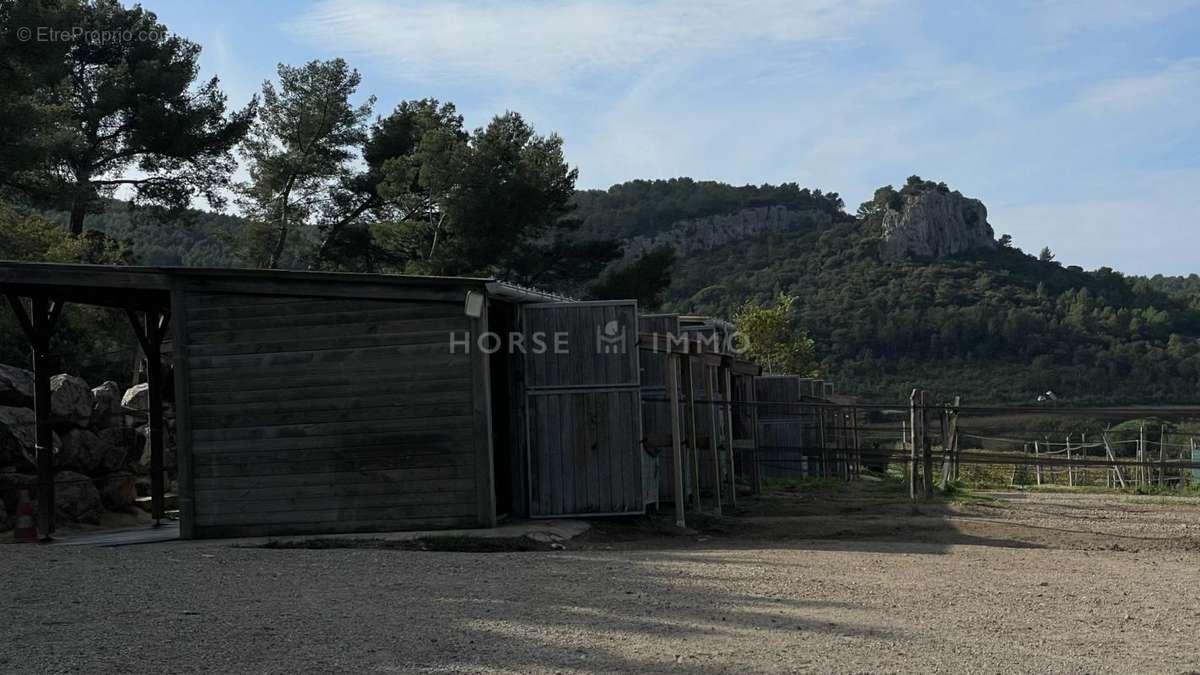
[{"x1": 5, "y1": 489, "x2": 1200, "y2": 674}]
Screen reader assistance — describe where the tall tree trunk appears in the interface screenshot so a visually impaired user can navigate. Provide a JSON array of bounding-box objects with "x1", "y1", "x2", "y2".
[
  {"x1": 68, "y1": 199, "x2": 87, "y2": 235},
  {"x1": 268, "y1": 222, "x2": 288, "y2": 268},
  {"x1": 267, "y1": 182, "x2": 294, "y2": 268}
]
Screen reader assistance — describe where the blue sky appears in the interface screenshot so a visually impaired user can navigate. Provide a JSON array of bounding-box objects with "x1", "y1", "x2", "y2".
[{"x1": 150, "y1": 0, "x2": 1200, "y2": 275}]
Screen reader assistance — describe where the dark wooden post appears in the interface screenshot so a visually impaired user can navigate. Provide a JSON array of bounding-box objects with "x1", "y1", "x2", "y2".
[
  {"x1": 679, "y1": 353, "x2": 700, "y2": 512},
  {"x1": 749, "y1": 378, "x2": 762, "y2": 494},
  {"x1": 666, "y1": 353, "x2": 686, "y2": 528},
  {"x1": 908, "y1": 388, "x2": 919, "y2": 500},
  {"x1": 721, "y1": 365, "x2": 737, "y2": 508},
  {"x1": 938, "y1": 403, "x2": 951, "y2": 490},
  {"x1": 7, "y1": 294, "x2": 62, "y2": 539},
  {"x1": 702, "y1": 363, "x2": 722, "y2": 515},
  {"x1": 817, "y1": 405, "x2": 829, "y2": 478},
  {"x1": 921, "y1": 390, "x2": 933, "y2": 499},
  {"x1": 128, "y1": 309, "x2": 170, "y2": 525}
]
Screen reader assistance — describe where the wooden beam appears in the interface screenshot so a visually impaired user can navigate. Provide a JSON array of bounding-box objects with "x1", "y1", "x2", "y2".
[
  {"x1": 469, "y1": 300, "x2": 497, "y2": 528},
  {"x1": 170, "y1": 289, "x2": 196, "y2": 538},
  {"x1": 5, "y1": 294, "x2": 35, "y2": 341},
  {"x1": 29, "y1": 296, "x2": 56, "y2": 538},
  {"x1": 128, "y1": 307, "x2": 175, "y2": 525}
]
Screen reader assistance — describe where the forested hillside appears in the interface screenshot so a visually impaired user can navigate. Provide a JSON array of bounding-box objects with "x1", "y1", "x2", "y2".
[
  {"x1": 43, "y1": 200, "x2": 242, "y2": 267},
  {"x1": 576, "y1": 178, "x2": 1200, "y2": 404},
  {"x1": 572, "y1": 178, "x2": 848, "y2": 240}
]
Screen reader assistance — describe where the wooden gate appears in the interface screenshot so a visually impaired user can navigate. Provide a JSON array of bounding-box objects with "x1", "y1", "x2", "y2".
[{"x1": 522, "y1": 301, "x2": 645, "y2": 517}]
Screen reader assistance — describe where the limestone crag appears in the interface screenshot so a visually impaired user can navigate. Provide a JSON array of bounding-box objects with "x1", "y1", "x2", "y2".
[
  {"x1": 623, "y1": 205, "x2": 835, "y2": 259},
  {"x1": 879, "y1": 189, "x2": 996, "y2": 260}
]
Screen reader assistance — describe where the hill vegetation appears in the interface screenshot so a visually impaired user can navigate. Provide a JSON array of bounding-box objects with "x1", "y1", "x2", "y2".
[
  {"x1": 653, "y1": 182, "x2": 1200, "y2": 403},
  {"x1": 10, "y1": 176, "x2": 1200, "y2": 404}
]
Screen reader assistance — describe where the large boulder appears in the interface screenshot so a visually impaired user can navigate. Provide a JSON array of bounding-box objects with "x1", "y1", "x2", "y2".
[
  {"x1": 132, "y1": 424, "x2": 176, "y2": 473},
  {"x1": 0, "y1": 406, "x2": 35, "y2": 470},
  {"x1": 51, "y1": 374, "x2": 93, "y2": 427},
  {"x1": 121, "y1": 383, "x2": 149, "y2": 412},
  {"x1": 98, "y1": 427, "x2": 141, "y2": 470},
  {"x1": 97, "y1": 472, "x2": 137, "y2": 510},
  {"x1": 54, "y1": 470, "x2": 102, "y2": 523},
  {"x1": 0, "y1": 407, "x2": 62, "y2": 471},
  {"x1": 0, "y1": 364, "x2": 34, "y2": 408},
  {"x1": 90, "y1": 381, "x2": 123, "y2": 429},
  {"x1": 0, "y1": 407, "x2": 63, "y2": 472},
  {"x1": 58, "y1": 428, "x2": 125, "y2": 475}
]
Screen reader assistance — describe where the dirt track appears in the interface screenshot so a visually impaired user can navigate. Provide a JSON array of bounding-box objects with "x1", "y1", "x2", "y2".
[{"x1": 5, "y1": 487, "x2": 1200, "y2": 673}]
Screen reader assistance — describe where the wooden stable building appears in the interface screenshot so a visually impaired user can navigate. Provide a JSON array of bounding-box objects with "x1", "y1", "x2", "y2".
[
  {"x1": 2, "y1": 261, "x2": 860, "y2": 539},
  {"x1": 0, "y1": 263, "x2": 651, "y2": 539}
]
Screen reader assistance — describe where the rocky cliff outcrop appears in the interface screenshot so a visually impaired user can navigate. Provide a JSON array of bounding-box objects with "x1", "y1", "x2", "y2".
[
  {"x1": 623, "y1": 205, "x2": 835, "y2": 259},
  {"x1": 878, "y1": 188, "x2": 996, "y2": 260}
]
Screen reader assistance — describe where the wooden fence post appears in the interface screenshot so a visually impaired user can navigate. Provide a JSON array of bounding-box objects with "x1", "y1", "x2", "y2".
[
  {"x1": 1081, "y1": 432, "x2": 1087, "y2": 486},
  {"x1": 1034, "y1": 441, "x2": 1042, "y2": 486},
  {"x1": 921, "y1": 390, "x2": 933, "y2": 499},
  {"x1": 950, "y1": 397, "x2": 961, "y2": 482},
  {"x1": 1102, "y1": 430, "x2": 1126, "y2": 489},
  {"x1": 938, "y1": 403, "x2": 951, "y2": 490},
  {"x1": 909, "y1": 389, "x2": 919, "y2": 500},
  {"x1": 1065, "y1": 435, "x2": 1073, "y2": 487}
]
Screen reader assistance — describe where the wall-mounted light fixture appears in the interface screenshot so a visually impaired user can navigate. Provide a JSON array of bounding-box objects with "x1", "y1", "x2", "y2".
[{"x1": 464, "y1": 290, "x2": 484, "y2": 318}]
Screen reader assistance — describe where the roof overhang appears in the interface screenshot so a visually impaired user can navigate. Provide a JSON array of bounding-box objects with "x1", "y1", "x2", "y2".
[{"x1": 0, "y1": 261, "x2": 571, "y2": 310}]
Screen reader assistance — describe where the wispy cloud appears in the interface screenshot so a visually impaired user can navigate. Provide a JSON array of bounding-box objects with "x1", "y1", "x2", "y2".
[
  {"x1": 1075, "y1": 58, "x2": 1200, "y2": 113},
  {"x1": 288, "y1": 0, "x2": 895, "y2": 84},
  {"x1": 1030, "y1": 0, "x2": 1200, "y2": 35}
]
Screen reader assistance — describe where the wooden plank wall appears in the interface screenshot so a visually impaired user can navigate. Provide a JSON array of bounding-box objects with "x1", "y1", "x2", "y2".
[
  {"x1": 692, "y1": 359, "x2": 725, "y2": 491},
  {"x1": 525, "y1": 390, "x2": 643, "y2": 514},
  {"x1": 754, "y1": 376, "x2": 813, "y2": 479},
  {"x1": 178, "y1": 291, "x2": 489, "y2": 538},
  {"x1": 638, "y1": 314, "x2": 689, "y2": 504},
  {"x1": 522, "y1": 302, "x2": 644, "y2": 516}
]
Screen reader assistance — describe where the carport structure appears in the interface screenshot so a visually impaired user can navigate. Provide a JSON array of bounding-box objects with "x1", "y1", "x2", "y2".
[{"x1": 3, "y1": 263, "x2": 172, "y2": 540}]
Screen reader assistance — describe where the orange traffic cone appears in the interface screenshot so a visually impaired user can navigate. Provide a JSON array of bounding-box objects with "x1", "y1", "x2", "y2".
[{"x1": 13, "y1": 489, "x2": 37, "y2": 543}]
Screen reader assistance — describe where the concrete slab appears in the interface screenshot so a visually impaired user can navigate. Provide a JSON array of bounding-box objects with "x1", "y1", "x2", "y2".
[
  {"x1": 52, "y1": 522, "x2": 181, "y2": 547},
  {"x1": 30, "y1": 519, "x2": 590, "y2": 548},
  {"x1": 225, "y1": 519, "x2": 591, "y2": 548}
]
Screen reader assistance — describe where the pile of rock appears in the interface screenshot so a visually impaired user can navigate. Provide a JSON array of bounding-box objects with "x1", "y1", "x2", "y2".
[{"x1": 0, "y1": 363, "x2": 174, "y2": 531}]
